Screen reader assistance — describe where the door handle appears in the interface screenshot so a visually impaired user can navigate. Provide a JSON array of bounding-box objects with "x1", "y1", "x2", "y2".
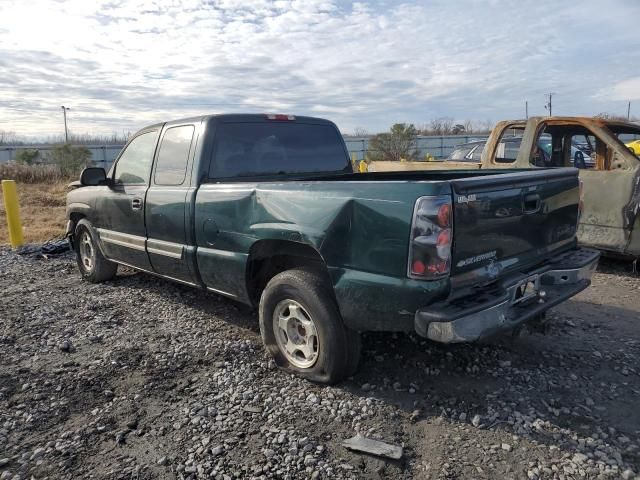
[
  {"x1": 131, "y1": 197, "x2": 143, "y2": 210},
  {"x1": 522, "y1": 193, "x2": 541, "y2": 214}
]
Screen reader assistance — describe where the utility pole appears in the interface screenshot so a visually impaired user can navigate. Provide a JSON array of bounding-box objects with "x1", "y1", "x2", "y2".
[
  {"x1": 544, "y1": 93, "x2": 554, "y2": 117},
  {"x1": 628, "y1": 101, "x2": 631, "y2": 121},
  {"x1": 61, "y1": 106, "x2": 70, "y2": 143},
  {"x1": 525, "y1": 101, "x2": 528, "y2": 119}
]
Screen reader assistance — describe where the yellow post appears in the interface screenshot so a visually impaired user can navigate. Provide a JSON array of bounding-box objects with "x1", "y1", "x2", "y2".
[{"x1": 1, "y1": 180, "x2": 24, "y2": 248}]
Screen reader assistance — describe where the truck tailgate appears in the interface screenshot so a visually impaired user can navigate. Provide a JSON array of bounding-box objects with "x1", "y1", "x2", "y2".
[{"x1": 450, "y1": 168, "x2": 579, "y2": 279}]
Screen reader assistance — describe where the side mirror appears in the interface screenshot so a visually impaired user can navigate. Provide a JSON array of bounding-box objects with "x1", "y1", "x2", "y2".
[{"x1": 80, "y1": 167, "x2": 108, "y2": 186}]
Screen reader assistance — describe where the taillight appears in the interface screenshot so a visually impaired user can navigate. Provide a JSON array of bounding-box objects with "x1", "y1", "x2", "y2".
[
  {"x1": 408, "y1": 196, "x2": 453, "y2": 279},
  {"x1": 266, "y1": 114, "x2": 296, "y2": 121}
]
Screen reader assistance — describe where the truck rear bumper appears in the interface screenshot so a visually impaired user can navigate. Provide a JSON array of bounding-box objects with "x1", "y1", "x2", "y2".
[{"x1": 414, "y1": 248, "x2": 600, "y2": 343}]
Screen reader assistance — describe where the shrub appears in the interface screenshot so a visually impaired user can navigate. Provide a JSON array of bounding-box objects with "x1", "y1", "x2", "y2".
[
  {"x1": 15, "y1": 149, "x2": 40, "y2": 166},
  {"x1": 50, "y1": 144, "x2": 92, "y2": 177},
  {"x1": 367, "y1": 124, "x2": 419, "y2": 161}
]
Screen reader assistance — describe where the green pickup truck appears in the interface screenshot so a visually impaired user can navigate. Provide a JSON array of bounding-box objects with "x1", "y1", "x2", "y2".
[{"x1": 66, "y1": 114, "x2": 599, "y2": 383}]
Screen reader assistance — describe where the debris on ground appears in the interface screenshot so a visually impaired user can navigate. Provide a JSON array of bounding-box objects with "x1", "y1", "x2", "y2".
[
  {"x1": 16, "y1": 238, "x2": 70, "y2": 258},
  {"x1": 342, "y1": 434, "x2": 403, "y2": 460}
]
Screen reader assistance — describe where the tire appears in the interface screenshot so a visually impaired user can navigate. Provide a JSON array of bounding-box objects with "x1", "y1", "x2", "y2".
[
  {"x1": 74, "y1": 220, "x2": 117, "y2": 283},
  {"x1": 259, "y1": 268, "x2": 356, "y2": 384}
]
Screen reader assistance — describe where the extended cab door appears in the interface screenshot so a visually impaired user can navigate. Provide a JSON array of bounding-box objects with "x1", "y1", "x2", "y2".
[
  {"x1": 144, "y1": 122, "x2": 200, "y2": 284},
  {"x1": 95, "y1": 129, "x2": 159, "y2": 269}
]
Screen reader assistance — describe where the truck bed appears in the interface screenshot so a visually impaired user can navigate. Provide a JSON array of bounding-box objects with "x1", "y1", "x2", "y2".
[{"x1": 203, "y1": 168, "x2": 541, "y2": 184}]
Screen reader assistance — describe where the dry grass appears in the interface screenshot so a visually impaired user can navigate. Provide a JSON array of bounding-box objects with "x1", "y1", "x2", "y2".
[
  {"x1": 0, "y1": 163, "x2": 70, "y2": 184},
  {"x1": 0, "y1": 181, "x2": 69, "y2": 245}
]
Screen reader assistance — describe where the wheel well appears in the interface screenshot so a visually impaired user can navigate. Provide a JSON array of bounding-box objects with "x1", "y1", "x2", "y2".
[
  {"x1": 246, "y1": 240, "x2": 329, "y2": 306},
  {"x1": 68, "y1": 213, "x2": 86, "y2": 248},
  {"x1": 69, "y1": 212, "x2": 85, "y2": 226}
]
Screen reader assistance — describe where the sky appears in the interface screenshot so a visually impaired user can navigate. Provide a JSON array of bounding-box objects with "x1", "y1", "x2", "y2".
[{"x1": 0, "y1": 0, "x2": 639, "y2": 139}]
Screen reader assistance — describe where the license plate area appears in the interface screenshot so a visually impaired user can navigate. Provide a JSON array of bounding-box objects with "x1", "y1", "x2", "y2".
[{"x1": 511, "y1": 275, "x2": 540, "y2": 306}]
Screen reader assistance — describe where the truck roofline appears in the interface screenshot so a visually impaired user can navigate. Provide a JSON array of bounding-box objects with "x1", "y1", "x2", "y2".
[
  {"x1": 135, "y1": 113, "x2": 338, "y2": 133},
  {"x1": 498, "y1": 116, "x2": 640, "y2": 128}
]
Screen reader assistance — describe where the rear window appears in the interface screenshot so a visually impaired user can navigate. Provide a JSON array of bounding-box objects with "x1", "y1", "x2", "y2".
[{"x1": 209, "y1": 122, "x2": 348, "y2": 178}]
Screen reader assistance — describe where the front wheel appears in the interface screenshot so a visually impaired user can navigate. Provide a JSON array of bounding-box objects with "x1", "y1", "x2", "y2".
[
  {"x1": 259, "y1": 268, "x2": 357, "y2": 384},
  {"x1": 75, "y1": 221, "x2": 117, "y2": 283}
]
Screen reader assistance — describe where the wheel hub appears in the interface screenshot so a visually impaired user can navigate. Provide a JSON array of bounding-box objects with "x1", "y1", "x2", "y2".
[
  {"x1": 273, "y1": 299, "x2": 319, "y2": 369},
  {"x1": 79, "y1": 231, "x2": 95, "y2": 272}
]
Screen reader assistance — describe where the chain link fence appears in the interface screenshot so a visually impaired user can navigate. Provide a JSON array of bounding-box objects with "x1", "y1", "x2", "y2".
[
  {"x1": 3, "y1": 132, "x2": 637, "y2": 171},
  {"x1": 343, "y1": 135, "x2": 490, "y2": 162},
  {"x1": 0, "y1": 145, "x2": 123, "y2": 170}
]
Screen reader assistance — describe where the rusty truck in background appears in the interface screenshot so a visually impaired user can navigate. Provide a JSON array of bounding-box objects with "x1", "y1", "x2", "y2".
[{"x1": 367, "y1": 117, "x2": 640, "y2": 258}]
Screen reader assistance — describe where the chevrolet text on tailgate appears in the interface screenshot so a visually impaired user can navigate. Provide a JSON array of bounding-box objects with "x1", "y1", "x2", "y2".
[{"x1": 66, "y1": 114, "x2": 600, "y2": 384}]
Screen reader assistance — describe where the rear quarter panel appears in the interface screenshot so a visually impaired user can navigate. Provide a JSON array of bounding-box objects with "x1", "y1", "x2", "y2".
[{"x1": 194, "y1": 180, "x2": 451, "y2": 330}]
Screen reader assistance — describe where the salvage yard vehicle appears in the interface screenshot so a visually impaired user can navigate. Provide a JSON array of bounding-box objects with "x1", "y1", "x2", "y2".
[
  {"x1": 66, "y1": 114, "x2": 599, "y2": 384},
  {"x1": 626, "y1": 139, "x2": 640, "y2": 156},
  {"x1": 376, "y1": 117, "x2": 640, "y2": 258},
  {"x1": 447, "y1": 137, "x2": 595, "y2": 169},
  {"x1": 480, "y1": 117, "x2": 640, "y2": 258}
]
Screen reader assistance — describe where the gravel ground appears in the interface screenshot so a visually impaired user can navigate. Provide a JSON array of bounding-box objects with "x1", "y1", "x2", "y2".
[{"x1": 0, "y1": 249, "x2": 639, "y2": 480}]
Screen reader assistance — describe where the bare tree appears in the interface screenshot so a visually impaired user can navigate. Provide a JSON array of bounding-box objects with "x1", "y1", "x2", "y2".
[
  {"x1": 463, "y1": 119, "x2": 474, "y2": 134},
  {"x1": 353, "y1": 127, "x2": 369, "y2": 137},
  {"x1": 477, "y1": 119, "x2": 494, "y2": 134},
  {"x1": 429, "y1": 118, "x2": 443, "y2": 135},
  {"x1": 441, "y1": 117, "x2": 454, "y2": 135},
  {"x1": 0, "y1": 130, "x2": 19, "y2": 146},
  {"x1": 595, "y1": 112, "x2": 629, "y2": 121}
]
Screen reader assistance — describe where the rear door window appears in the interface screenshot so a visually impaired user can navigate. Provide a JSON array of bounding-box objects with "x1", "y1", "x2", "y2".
[
  {"x1": 154, "y1": 125, "x2": 195, "y2": 185},
  {"x1": 209, "y1": 122, "x2": 348, "y2": 178}
]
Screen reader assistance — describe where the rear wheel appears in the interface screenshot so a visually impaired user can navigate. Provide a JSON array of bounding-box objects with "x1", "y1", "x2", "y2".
[
  {"x1": 259, "y1": 268, "x2": 357, "y2": 384},
  {"x1": 75, "y1": 221, "x2": 117, "y2": 283}
]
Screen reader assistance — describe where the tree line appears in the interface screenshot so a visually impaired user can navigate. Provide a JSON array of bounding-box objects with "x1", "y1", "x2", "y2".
[
  {"x1": 348, "y1": 118, "x2": 495, "y2": 138},
  {"x1": 0, "y1": 130, "x2": 131, "y2": 146}
]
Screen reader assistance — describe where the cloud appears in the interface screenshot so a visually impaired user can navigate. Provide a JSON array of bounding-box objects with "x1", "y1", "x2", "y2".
[
  {"x1": 607, "y1": 78, "x2": 640, "y2": 101},
  {"x1": 0, "y1": 0, "x2": 639, "y2": 138}
]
